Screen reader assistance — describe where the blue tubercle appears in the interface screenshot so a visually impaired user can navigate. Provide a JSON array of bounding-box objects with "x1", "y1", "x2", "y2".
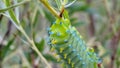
[
  {"x1": 49, "y1": 31, "x2": 54, "y2": 35},
  {"x1": 47, "y1": 27, "x2": 51, "y2": 31},
  {"x1": 66, "y1": 30, "x2": 70, "y2": 33},
  {"x1": 72, "y1": 49, "x2": 76, "y2": 52},
  {"x1": 69, "y1": 44, "x2": 72, "y2": 48},
  {"x1": 60, "y1": 22, "x2": 62, "y2": 25},
  {"x1": 79, "y1": 57, "x2": 83, "y2": 61},
  {"x1": 57, "y1": 32, "x2": 61, "y2": 36},
  {"x1": 52, "y1": 22, "x2": 56, "y2": 24},
  {"x1": 64, "y1": 39, "x2": 68, "y2": 43},
  {"x1": 82, "y1": 62, "x2": 85, "y2": 65}
]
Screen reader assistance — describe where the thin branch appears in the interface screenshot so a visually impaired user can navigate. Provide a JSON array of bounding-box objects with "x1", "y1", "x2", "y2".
[
  {"x1": 19, "y1": 26, "x2": 51, "y2": 68},
  {"x1": 0, "y1": 20, "x2": 12, "y2": 68},
  {"x1": 39, "y1": 0, "x2": 60, "y2": 18},
  {"x1": 88, "y1": 12, "x2": 95, "y2": 37},
  {"x1": 0, "y1": 20, "x2": 12, "y2": 47},
  {"x1": 109, "y1": 29, "x2": 120, "y2": 68},
  {"x1": 112, "y1": 0, "x2": 117, "y2": 11},
  {"x1": 102, "y1": 0, "x2": 112, "y2": 22},
  {"x1": 0, "y1": 0, "x2": 30, "y2": 12},
  {"x1": 31, "y1": 51, "x2": 38, "y2": 68},
  {"x1": 86, "y1": 0, "x2": 95, "y2": 37},
  {"x1": 102, "y1": 0, "x2": 116, "y2": 34},
  {"x1": 0, "y1": 15, "x2": 3, "y2": 22},
  {"x1": 103, "y1": 0, "x2": 118, "y2": 68},
  {"x1": 1, "y1": 0, "x2": 51, "y2": 68}
]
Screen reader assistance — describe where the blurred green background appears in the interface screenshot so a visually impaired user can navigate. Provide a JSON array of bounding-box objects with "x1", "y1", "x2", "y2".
[{"x1": 0, "y1": 0, "x2": 120, "y2": 68}]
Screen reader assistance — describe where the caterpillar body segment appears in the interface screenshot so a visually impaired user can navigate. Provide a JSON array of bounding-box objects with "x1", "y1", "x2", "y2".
[{"x1": 48, "y1": 18, "x2": 98, "y2": 68}]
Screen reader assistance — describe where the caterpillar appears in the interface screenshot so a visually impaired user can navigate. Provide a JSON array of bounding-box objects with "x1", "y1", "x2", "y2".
[{"x1": 47, "y1": 17, "x2": 99, "y2": 68}]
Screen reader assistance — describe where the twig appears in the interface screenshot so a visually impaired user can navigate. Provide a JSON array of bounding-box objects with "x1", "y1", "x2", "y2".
[
  {"x1": 0, "y1": 15, "x2": 3, "y2": 22},
  {"x1": 86, "y1": 0, "x2": 95, "y2": 37},
  {"x1": 102, "y1": 0, "x2": 111, "y2": 21},
  {"x1": 88, "y1": 12, "x2": 95, "y2": 37},
  {"x1": 31, "y1": 51, "x2": 38, "y2": 68},
  {"x1": 0, "y1": 20, "x2": 12, "y2": 45},
  {"x1": 39, "y1": 0, "x2": 60, "y2": 18},
  {"x1": 18, "y1": 26, "x2": 51, "y2": 68},
  {"x1": 112, "y1": 0, "x2": 117, "y2": 11},
  {"x1": 102, "y1": 0, "x2": 116, "y2": 34},
  {"x1": 0, "y1": 20, "x2": 12, "y2": 68},
  {"x1": 103, "y1": 0, "x2": 118, "y2": 68},
  {"x1": 2, "y1": 0, "x2": 51, "y2": 68},
  {"x1": 109, "y1": 29, "x2": 120, "y2": 68},
  {"x1": 0, "y1": 0, "x2": 30, "y2": 12}
]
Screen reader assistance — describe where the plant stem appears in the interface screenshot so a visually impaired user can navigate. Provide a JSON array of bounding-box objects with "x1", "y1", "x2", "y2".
[
  {"x1": 2, "y1": 0, "x2": 51, "y2": 68},
  {"x1": 103, "y1": 0, "x2": 116, "y2": 35},
  {"x1": 39, "y1": 0, "x2": 60, "y2": 18},
  {"x1": 0, "y1": 15, "x2": 3, "y2": 22},
  {"x1": 86, "y1": 0, "x2": 95, "y2": 37},
  {"x1": 103, "y1": 0, "x2": 119, "y2": 68},
  {"x1": 0, "y1": 0, "x2": 30, "y2": 12},
  {"x1": 19, "y1": 26, "x2": 51, "y2": 68},
  {"x1": 31, "y1": 40, "x2": 51, "y2": 68},
  {"x1": 109, "y1": 29, "x2": 120, "y2": 68}
]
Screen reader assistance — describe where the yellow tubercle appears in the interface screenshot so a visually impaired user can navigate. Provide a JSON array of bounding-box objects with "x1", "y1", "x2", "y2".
[
  {"x1": 50, "y1": 47, "x2": 55, "y2": 52},
  {"x1": 68, "y1": 58, "x2": 71, "y2": 64},
  {"x1": 88, "y1": 47, "x2": 94, "y2": 52},
  {"x1": 60, "y1": 48, "x2": 64, "y2": 53},
  {"x1": 53, "y1": 53, "x2": 58, "y2": 57},
  {"x1": 71, "y1": 63, "x2": 74, "y2": 68},
  {"x1": 57, "y1": 58, "x2": 61, "y2": 62},
  {"x1": 51, "y1": 39, "x2": 57, "y2": 44},
  {"x1": 64, "y1": 54, "x2": 67, "y2": 59}
]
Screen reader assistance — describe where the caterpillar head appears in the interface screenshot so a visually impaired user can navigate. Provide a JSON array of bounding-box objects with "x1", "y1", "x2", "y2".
[{"x1": 49, "y1": 18, "x2": 71, "y2": 45}]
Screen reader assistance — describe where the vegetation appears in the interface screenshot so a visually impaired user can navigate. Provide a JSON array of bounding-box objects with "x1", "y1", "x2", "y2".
[{"x1": 0, "y1": 0, "x2": 120, "y2": 68}]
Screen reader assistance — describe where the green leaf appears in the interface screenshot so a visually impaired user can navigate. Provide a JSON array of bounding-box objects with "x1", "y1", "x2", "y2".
[
  {"x1": 68, "y1": 3, "x2": 89, "y2": 14},
  {"x1": 35, "y1": 39, "x2": 45, "y2": 52},
  {"x1": 72, "y1": 21, "x2": 85, "y2": 27},
  {"x1": 4, "y1": 0, "x2": 19, "y2": 25},
  {"x1": 32, "y1": 8, "x2": 39, "y2": 27},
  {"x1": 43, "y1": 54, "x2": 57, "y2": 63},
  {"x1": 70, "y1": 17, "x2": 77, "y2": 23},
  {"x1": 44, "y1": 10, "x2": 55, "y2": 23},
  {"x1": 0, "y1": 0, "x2": 30, "y2": 13},
  {"x1": 55, "y1": 0, "x2": 61, "y2": 10},
  {"x1": 1, "y1": 37, "x2": 15, "y2": 58}
]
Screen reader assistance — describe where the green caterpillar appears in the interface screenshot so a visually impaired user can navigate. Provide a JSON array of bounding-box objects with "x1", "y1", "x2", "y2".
[{"x1": 47, "y1": 18, "x2": 99, "y2": 68}]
